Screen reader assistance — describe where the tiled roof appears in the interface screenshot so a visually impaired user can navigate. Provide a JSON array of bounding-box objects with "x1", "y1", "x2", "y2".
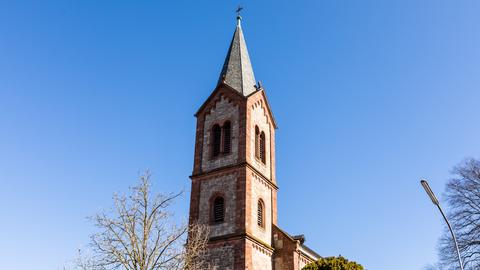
[{"x1": 217, "y1": 17, "x2": 257, "y2": 96}]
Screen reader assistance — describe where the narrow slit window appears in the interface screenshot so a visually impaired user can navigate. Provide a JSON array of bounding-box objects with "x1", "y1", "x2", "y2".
[
  {"x1": 223, "y1": 121, "x2": 231, "y2": 154},
  {"x1": 213, "y1": 197, "x2": 225, "y2": 223}
]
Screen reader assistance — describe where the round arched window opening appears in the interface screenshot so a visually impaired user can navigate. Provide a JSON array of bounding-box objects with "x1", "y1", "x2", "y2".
[
  {"x1": 212, "y1": 196, "x2": 225, "y2": 223},
  {"x1": 257, "y1": 199, "x2": 265, "y2": 228}
]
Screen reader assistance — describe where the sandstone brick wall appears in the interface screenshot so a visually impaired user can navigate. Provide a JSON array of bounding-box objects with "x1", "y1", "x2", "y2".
[
  {"x1": 250, "y1": 240, "x2": 273, "y2": 270},
  {"x1": 206, "y1": 238, "x2": 247, "y2": 270},
  {"x1": 198, "y1": 172, "x2": 238, "y2": 237},
  {"x1": 298, "y1": 254, "x2": 313, "y2": 269},
  {"x1": 190, "y1": 86, "x2": 283, "y2": 270},
  {"x1": 248, "y1": 99, "x2": 271, "y2": 179},
  {"x1": 206, "y1": 244, "x2": 235, "y2": 270},
  {"x1": 202, "y1": 95, "x2": 240, "y2": 172},
  {"x1": 248, "y1": 171, "x2": 272, "y2": 245},
  {"x1": 273, "y1": 226, "x2": 298, "y2": 270},
  {"x1": 272, "y1": 225, "x2": 318, "y2": 270}
]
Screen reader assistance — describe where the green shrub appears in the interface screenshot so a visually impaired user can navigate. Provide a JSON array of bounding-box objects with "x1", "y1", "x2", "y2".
[{"x1": 302, "y1": 256, "x2": 364, "y2": 270}]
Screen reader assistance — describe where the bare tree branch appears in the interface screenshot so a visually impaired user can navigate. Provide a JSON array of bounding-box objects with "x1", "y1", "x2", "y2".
[
  {"x1": 439, "y1": 158, "x2": 480, "y2": 270},
  {"x1": 73, "y1": 171, "x2": 210, "y2": 270}
]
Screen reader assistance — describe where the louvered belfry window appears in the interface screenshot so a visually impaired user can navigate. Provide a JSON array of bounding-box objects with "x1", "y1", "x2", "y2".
[
  {"x1": 259, "y1": 131, "x2": 266, "y2": 164},
  {"x1": 212, "y1": 124, "x2": 221, "y2": 157},
  {"x1": 222, "y1": 121, "x2": 231, "y2": 154},
  {"x1": 255, "y1": 126, "x2": 260, "y2": 159},
  {"x1": 213, "y1": 197, "x2": 225, "y2": 223},
  {"x1": 257, "y1": 199, "x2": 264, "y2": 227}
]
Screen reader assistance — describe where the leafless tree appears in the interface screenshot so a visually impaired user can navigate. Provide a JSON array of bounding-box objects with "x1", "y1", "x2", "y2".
[
  {"x1": 439, "y1": 158, "x2": 480, "y2": 270},
  {"x1": 423, "y1": 263, "x2": 446, "y2": 270},
  {"x1": 72, "y1": 171, "x2": 210, "y2": 270}
]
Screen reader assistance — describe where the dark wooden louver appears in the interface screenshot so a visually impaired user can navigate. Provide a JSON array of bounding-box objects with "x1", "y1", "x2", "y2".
[
  {"x1": 212, "y1": 124, "x2": 222, "y2": 157},
  {"x1": 223, "y1": 121, "x2": 231, "y2": 154},
  {"x1": 259, "y1": 131, "x2": 266, "y2": 164},
  {"x1": 257, "y1": 200, "x2": 264, "y2": 227},
  {"x1": 255, "y1": 126, "x2": 260, "y2": 159},
  {"x1": 213, "y1": 197, "x2": 225, "y2": 223}
]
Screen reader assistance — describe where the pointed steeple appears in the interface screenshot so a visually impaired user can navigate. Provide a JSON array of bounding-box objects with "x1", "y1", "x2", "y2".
[{"x1": 218, "y1": 15, "x2": 257, "y2": 96}]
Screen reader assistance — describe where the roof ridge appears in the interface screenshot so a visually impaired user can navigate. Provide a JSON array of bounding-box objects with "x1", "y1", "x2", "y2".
[{"x1": 237, "y1": 25, "x2": 244, "y2": 94}]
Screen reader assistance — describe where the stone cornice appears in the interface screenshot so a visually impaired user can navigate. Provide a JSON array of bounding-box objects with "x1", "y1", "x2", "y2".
[
  {"x1": 208, "y1": 232, "x2": 274, "y2": 252},
  {"x1": 190, "y1": 161, "x2": 278, "y2": 190}
]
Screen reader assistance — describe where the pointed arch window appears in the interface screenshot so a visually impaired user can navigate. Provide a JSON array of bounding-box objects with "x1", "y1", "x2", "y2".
[
  {"x1": 257, "y1": 199, "x2": 265, "y2": 228},
  {"x1": 212, "y1": 124, "x2": 221, "y2": 157},
  {"x1": 259, "y1": 131, "x2": 266, "y2": 164},
  {"x1": 213, "y1": 197, "x2": 225, "y2": 223},
  {"x1": 255, "y1": 126, "x2": 260, "y2": 159},
  {"x1": 222, "y1": 121, "x2": 231, "y2": 154}
]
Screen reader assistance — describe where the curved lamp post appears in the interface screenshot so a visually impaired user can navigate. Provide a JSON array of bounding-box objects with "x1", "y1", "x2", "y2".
[{"x1": 420, "y1": 179, "x2": 464, "y2": 270}]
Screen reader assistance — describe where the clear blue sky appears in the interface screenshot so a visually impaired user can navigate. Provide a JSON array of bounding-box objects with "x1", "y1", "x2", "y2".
[{"x1": 1, "y1": 1, "x2": 479, "y2": 269}]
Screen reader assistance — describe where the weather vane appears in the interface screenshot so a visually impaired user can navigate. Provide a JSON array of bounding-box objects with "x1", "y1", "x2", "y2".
[
  {"x1": 236, "y1": 6, "x2": 243, "y2": 17},
  {"x1": 236, "y1": 5, "x2": 243, "y2": 22}
]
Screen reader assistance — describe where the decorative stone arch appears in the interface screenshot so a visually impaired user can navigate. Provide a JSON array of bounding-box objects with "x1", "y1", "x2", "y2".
[
  {"x1": 251, "y1": 99, "x2": 271, "y2": 126},
  {"x1": 203, "y1": 92, "x2": 240, "y2": 119}
]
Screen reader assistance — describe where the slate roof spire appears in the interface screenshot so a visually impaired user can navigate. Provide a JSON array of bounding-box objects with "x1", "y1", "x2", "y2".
[{"x1": 218, "y1": 13, "x2": 257, "y2": 96}]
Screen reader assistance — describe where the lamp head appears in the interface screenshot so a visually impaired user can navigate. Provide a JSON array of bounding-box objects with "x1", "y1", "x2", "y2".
[{"x1": 421, "y1": 179, "x2": 439, "y2": 205}]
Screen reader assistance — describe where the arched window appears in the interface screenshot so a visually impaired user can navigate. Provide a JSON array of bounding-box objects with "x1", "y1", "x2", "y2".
[
  {"x1": 222, "y1": 121, "x2": 231, "y2": 154},
  {"x1": 257, "y1": 199, "x2": 264, "y2": 227},
  {"x1": 213, "y1": 197, "x2": 225, "y2": 223},
  {"x1": 255, "y1": 126, "x2": 260, "y2": 159},
  {"x1": 212, "y1": 124, "x2": 221, "y2": 157},
  {"x1": 260, "y1": 131, "x2": 266, "y2": 164}
]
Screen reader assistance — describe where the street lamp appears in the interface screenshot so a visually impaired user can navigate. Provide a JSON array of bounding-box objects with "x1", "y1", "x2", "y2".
[{"x1": 420, "y1": 179, "x2": 464, "y2": 270}]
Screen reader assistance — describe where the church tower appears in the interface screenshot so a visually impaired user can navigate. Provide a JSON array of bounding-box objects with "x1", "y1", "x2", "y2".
[{"x1": 188, "y1": 14, "x2": 278, "y2": 270}]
